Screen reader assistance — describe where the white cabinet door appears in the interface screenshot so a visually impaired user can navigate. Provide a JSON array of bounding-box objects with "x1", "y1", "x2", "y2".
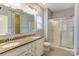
[
  {"x1": 35, "y1": 38, "x2": 44, "y2": 56},
  {"x1": 26, "y1": 43, "x2": 33, "y2": 56},
  {"x1": 26, "y1": 42, "x2": 36, "y2": 56}
]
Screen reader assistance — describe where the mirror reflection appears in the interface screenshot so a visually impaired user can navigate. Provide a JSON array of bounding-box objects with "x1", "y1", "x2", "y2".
[{"x1": 0, "y1": 4, "x2": 35, "y2": 36}]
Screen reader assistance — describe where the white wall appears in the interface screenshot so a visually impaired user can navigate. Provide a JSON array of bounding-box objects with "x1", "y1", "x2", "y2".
[
  {"x1": 44, "y1": 8, "x2": 48, "y2": 40},
  {"x1": 44, "y1": 8, "x2": 53, "y2": 41},
  {"x1": 53, "y1": 7, "x2": 74, "y2": 18},
  {"x1": 48, "y1": 9, "x2": 53, "y2": 19},
  {"x1": 74, "y1": 3, "x2": 79, "y2": 55}
]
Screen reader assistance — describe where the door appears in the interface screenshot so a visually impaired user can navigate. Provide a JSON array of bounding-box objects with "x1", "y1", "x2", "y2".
[
  {"x1": 61, "y1": 18, "x2": 74, "y2": 48},
  {"x1": 48, "y1": 17, "x2": 74, "y2": 49},
  {"x1": 15, "y1": 14, "x2": 20, "y2": 34}
]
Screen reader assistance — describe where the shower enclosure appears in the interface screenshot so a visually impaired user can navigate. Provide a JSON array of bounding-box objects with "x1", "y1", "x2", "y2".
[{"x1": 48, "y1": 17, "x2": 74, "y2": 49}]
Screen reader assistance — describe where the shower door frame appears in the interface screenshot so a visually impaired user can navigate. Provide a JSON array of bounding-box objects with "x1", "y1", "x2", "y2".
[{"x1": 59, "y1": 17, "x2": 74, "y2": 49}]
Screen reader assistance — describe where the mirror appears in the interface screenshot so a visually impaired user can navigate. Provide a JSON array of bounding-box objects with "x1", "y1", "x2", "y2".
[
  {"x1": 0, "y1": 4, "x2": 36, "y2": 36},
  {"x1": 20, "y1": 13, "x2": 35, "y2": 33},
  {"x1": 0, "y1": 15, "x2": 9, "y2": 35}
]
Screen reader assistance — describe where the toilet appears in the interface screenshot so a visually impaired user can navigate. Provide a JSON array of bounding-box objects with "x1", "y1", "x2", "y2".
[{"x1": 44, "y1": 42, "x2": 51, "y2": 52}]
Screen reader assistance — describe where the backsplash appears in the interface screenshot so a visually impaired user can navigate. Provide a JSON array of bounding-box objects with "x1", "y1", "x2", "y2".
[{"x1": 0, "y1": 33, "x2": 36, "y2": 43}]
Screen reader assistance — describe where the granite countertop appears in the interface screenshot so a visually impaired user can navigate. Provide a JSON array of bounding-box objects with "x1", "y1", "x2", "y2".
[{"x1": 0, "y1": 35, "x2": 43, "y2": 54}]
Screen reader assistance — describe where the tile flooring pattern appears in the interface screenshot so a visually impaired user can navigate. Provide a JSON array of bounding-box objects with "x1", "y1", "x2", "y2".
[{"x1": 43, "y1": 47, "x2": 74, "y2": 56}]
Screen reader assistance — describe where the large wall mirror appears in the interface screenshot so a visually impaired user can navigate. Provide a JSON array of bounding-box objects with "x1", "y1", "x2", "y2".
[
  {"x1": 0, "y1": 15, "x2": 9, "y2": 35},
  {"x1": 0, "y1": 4, "x2": 36, "y2": 36},
  {"x1": 20, "y1": 13, "x2": 35, "y2": 34}
]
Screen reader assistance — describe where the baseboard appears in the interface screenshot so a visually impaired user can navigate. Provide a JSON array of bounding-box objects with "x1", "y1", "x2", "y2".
[{"x1": 51, "y1": 45, "x2": 74, "y2": 52}]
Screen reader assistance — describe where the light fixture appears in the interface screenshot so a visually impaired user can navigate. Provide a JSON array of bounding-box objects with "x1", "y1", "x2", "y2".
[
  {"x1": 23, "y1": 5, "x2": 38, "y2": 15},
  {"x1": 3, "y1": 3, "x2": 38, "y2": 15},
  {"x1": 3, "y1": 3, "x2": 10, "y2": 7},
  {"x1": 42, "y1": 3, "x2": 46, "y2": 5},
  {"x1": 3, "y1": 3, "x2": 21, "y2": 9},
  {"x1": 32, "y1": 9, "x2": 38, "y2": 14}
]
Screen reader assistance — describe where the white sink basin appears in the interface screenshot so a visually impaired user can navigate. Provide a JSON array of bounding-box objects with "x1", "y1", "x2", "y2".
[{"x1": 2, "y1": 42, "x2": 20, "y2": 48}]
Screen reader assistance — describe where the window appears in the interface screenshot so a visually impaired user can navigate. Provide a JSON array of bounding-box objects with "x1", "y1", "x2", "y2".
[{"x1": 37, "y1": 16, "x2": 43, "y2": 30}]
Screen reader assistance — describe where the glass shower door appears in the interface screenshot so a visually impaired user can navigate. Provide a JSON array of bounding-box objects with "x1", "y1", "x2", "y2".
[
  {"x1": 61, "y1": 18, "x2": 74, "y2": 48},
  {"x1": 48, "y1": 19, "x2": 61, "y2": 46}
]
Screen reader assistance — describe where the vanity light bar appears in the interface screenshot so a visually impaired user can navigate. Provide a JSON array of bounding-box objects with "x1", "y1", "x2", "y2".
[
  {"x1": 23, "y1": 5, "x2": 38, "y2": 15},
  {"x1": 3, "y1": 3, "x2": 38, "y2": 15}
]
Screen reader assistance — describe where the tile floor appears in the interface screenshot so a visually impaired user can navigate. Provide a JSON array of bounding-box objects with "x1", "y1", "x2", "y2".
[{"x1": 43, "y1": 47, "x2": 74, "y2": 56}]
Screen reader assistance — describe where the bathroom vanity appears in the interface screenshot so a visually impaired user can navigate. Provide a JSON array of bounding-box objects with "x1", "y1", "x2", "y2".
[
  {"x1": 0, "y1": 35, "x2": 44, "y2": 56},
  {"x1": 0, "y1": 4, "x2": 44, "y2": 56}
]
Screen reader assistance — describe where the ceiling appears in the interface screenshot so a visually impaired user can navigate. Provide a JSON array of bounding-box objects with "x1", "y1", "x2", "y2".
[{"x1": 38, "y1": 3, "x2": 74, "y2": 12}]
